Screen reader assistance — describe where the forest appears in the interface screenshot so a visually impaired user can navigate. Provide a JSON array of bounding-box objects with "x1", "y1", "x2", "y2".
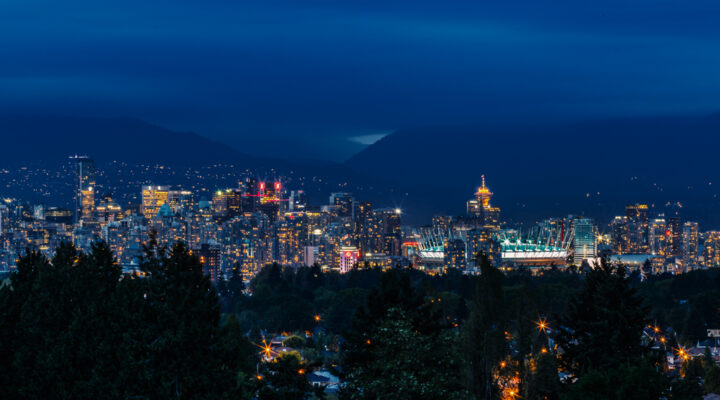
[{"x1": 2, "y1": 242, "x2": 720, "y2": 399}]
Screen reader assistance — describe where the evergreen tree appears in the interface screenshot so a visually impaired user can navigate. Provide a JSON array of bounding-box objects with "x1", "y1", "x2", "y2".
[
  {"x1": 340, "y1": 270, "x2": 468, "y2": 400},
  {"x1": 257, "y1": 351, "x2": 314, "y2": 400},
  {"x1": 526, "y1": 352, "x2": 561, "y2": 400},
  {"x1": 0, "y1": 241, "x2": 255, "y2": 400},
  {"x1": 556, "y1": 259, "x2": 648, "y2": 377},
  {"x1": 464, "y1": 252, "x2": 507, "y2": 400}
]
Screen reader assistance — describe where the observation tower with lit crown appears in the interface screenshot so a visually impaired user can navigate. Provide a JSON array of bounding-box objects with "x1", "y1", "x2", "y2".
[{"x1": 467, "y1": 175, "x2": 501, "y2": 230}]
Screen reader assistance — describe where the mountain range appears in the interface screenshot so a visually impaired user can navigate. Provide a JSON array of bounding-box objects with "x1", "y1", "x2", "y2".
[
  {"x1": 2, "y1": 113, "x2": 720, "y2": 227},
  {"x1": 347, "y1": 114, "x2": 720, "y2": 227}
]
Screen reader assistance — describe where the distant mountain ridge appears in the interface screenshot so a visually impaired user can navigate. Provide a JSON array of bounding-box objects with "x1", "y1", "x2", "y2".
[
  {"x1": 346, "y1": 113, "x2": 720, "y2": 227},
  {"x1": 0, "y1": 114, "x2": 403, "y2": 216},
  {"x1": 0, "y1": 114, "x2": 257, "y2": 167}
]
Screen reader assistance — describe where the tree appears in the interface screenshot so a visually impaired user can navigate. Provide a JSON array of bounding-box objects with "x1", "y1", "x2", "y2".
[
  {"x1": 0, "y1": 241, "x2": 256, "y2": 400},
  {"x1": 340, "y1": 270, "x2": 469, "y2": 400},
  {"x1": 525, "y1": 352, "x2": 561, "y2": 400},
  {"x1": 556, "y1": 259, "x2": 649, "y2": 377},
  {"x1": 257, "y1": 351, "x2": 314, "y2": 400},
  {"x1": 672, "y1": 357, "x2": 705, "y2": 400},
  {"x1": 704, "y1": 363, "x2": 720, "y2": 395},
  {"x1": 464, "y1": 252, "x2": 507, "y2": 399},
  {"x1": 342, "y1": 308, "x2": 470, "y2": 400},
  {"x1": 562, "y1": 361, "x2": 668, "y2": 400}
]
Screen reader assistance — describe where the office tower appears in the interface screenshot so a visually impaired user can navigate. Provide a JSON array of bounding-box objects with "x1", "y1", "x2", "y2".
[
  {"x1": 432, "y1": 215, "x2": 453, "y2": 234},
  {"x1": 0, "y1": 204, "x2": 6, "y2": 234},
  {"x1": 289, "y1": 190, "x2": 308, "y2": 211},
  {"x1": 339, "y1": 246, "x2": 359, "y2": 273},
  {"x1": 610, "y1": 216, "x2": 629, "y2": 254},
  {"x1": 380, "y1": 208, "x2": 402, "y2": 256},
  {"x1": 625, "y1": 204, "x2": 649, "y2": 253},
  {"x1": 443, "y1": 238, "x2": 467, "y2": 270},
  {"x1": 212, "y1": 189, "x2": 237, "y2": 218},
  {"x1": 303, "y1": 246, "x2": 318, "y2": 267},
  {"x1": 354, "y1": 201, "x2": 382, "y2": 254},
  {"x1": 703, "y1": 232, "x2": 720, "y2": 267},
  {"x1": 682, "y1": 222, "x2": 699, "y2": 267},
  {"x1": 141, "y1": 185, "x2": 170, "y2": 220},
  {"x1": 649, "y1": 216, "x2": 668, "y2": 258},
  {"x1": 70, "y1": 155, "x2": 96, "y2": 224},
  {"x1": 466, "y1": 227, "x2": 495, "y2": 263},
  {"x1": 466, "y1": 175, "x2": 500, "y2": 230},
  {"x1": 240, "y1": 177, "x2": 259, "y2": 212},
  {"x1": 96, "y1": 194, "x2": 123, "y2": 223},
  {"x1": 197, "y1": 243, "x2": 221, "y2": 282},
  {"x1": 330, "y1": 192, "x2": 354, "y2": 218},
  {"x1": 573, "y1": 218, "x2": 597, "y2": 262},
  {"x1": 667, "y1": 216, "x2": 682, "y2": 258},
  {"x1": 167, "y1": 190, "x2": 194, "y2": 214}
]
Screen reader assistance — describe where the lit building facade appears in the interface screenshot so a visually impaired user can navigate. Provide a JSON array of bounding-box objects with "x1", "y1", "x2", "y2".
[
  {"x1": 703, "y1": 231, "x2": 720, "y2": 268},
  {"x1": 142, "y1": 185, "x2": 170, "y2": 220},
  {"x1": 573, "y1": 218, "x2": 597, "y2": 262},
  {"x1": 70, "y1": 155, "x2": 96, "y2": 224},
  {"x1": 682, "y1": 222, "x2": 699, "y2": 267}
]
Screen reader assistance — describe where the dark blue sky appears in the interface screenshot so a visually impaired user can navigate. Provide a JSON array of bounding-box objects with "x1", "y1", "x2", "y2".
[{"x1": 2, "y1": 0, "x2": 719, "y2": 161}]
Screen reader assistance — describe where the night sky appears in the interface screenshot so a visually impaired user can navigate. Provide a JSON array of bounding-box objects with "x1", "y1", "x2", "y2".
[{"x1": 2, "y1": 0, "x2": 720, "y2": 161}]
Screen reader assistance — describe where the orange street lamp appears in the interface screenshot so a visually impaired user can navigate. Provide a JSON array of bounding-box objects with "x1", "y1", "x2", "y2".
[{"x1": 536, "y1": 317, "x2": 549, "y2": 333}]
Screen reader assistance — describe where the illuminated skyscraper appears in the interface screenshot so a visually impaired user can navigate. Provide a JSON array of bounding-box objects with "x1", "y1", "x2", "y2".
[
  {"x1": 141, "y1": 185, "x2": 170, "y2": 220},
  {"x1": 167, "y1": 190, "x2": 194, "y2": 214},
  {"x1": 610, "y1": 216, "x2": 629, "y2": 254},
  {"x1": 667, "y1": 216, "x2": 682, "y2": 258},
  {"x1": 467, "y1": 175, "x2": 500, "y2": 230},
  {"x1": 197, "y1": 243, "x2": 221, "y2": 282},
  {"x1": 682, "y1": 222, "x2": 699, "y2": 266},
  {"x1": 443, "y1": 238, "x2": 466, "y2": 270},
  {"x1": 703, "y1": 232, "x2": 720, "y2": 268},
  {"x1": 573, "y1": 218, "x2": 597, "y2": 262},
  {"x1": 212, "y1": 189, "x2": 241, "y2": 218},
  {"x1": 625, "y1": 204, "x2": 649, "y2": 253},
  {"x1": 70, "y1": 155, "x2": 96, "y2": 224},
  {"x1": 649, "y1": 216, "x2": 668, "y2": 258},
  {"x1": 330, "y1": 192, "x2": 354, "y2": 218}
]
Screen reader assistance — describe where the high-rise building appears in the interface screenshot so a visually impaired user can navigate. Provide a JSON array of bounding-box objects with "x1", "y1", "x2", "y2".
[
  {"x1": 212, "y1": 189, "x2": 242, "y2": 218},
  {"x1": 379, "y1": 208, "x2": 402, "y2": 256},
  {"x1": 649, "y1": 216, "x2": 668, "y2": 258},
  {"x1": 70, "y1": 155, "x2": 96, "y2": 224},
  {"x1": 330, "y1": 193, "x2": 354, "y2": 218},
  {"x1": 703, "y1": 232, "x2": 720, "y2": 268},
  {"x1": 625, "y1": 204, "x2": 649, "y2": 253},
  {"x1": 197, "y1": 243, "x2": 221, "y2": 282},
  {"x1": 610, "y1": 216, "x2": 629, "y2": 254},
  {"x1": 141, "y1": 185, "x2": 170, "y2": 220},
  {"x1": 667, "y1": 216, "x2": 683, "y2": 258},
  {"x1": 339, "y1": 246, "x2": 359, "y2": 273},
  {"x1": 167, "y1": 190, "x2": 194, "y2": 214},
  {"x1": 466, "y1": 175, "x2": 500, "y2": 230},
  {"x1": 682, "y1": 222, "x2": 699, "y2": 267},
  {"x1": 289, "y1": 190, "x2": 308, "y2": 211},
  {"x1": 573, "y1": 218, "x2": 597, "y2": 262},
  {"x1": 0, "y1": 204, "x2": 6, "y2": 235},
  {"x1": 443, "y1": 238, "x2": 467, "y2": 270}
]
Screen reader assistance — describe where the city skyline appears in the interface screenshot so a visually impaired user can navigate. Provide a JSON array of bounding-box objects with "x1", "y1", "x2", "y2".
[
  {"x1": 1, "y1": 157, "x2": 715, "y2": 277},
  {"x1": 3, "y1": 2, "x2": 720, "y2": 398}
]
